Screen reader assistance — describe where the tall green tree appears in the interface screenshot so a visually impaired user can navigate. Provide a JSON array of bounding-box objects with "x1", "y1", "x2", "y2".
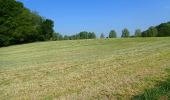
[
  {"x1": 109, "y1": 30, "x2": 117, "y2": 38},
  {"x1": 41, "y1": 19, "x2": 54, "y2": 40},
  {"x1": 121, "y1": 28, "x2": 130, "y2": 38},
  {"x1": 135, "y1": 29, "x2": 142, "y2": 37},
  {"x1": 0, "y1": 0, "x2": 24, "y2": 45},
  {"x1": 0, "y1": 0, "x2": 55, "y2": 46},
  {"x1": 147, "y1": 26, "x2": 158, "y2": 37},
  {"x1": 142, "y1": 22, "x2": 170, "y2": 37},
  {"x1": 79, "y1": 31, "x2": 88, "y2": 39},
  {"x1": 157, "y1": 23, "x2": 170, "y2": 37},
  {"x1": 88, "y1": 32, "x2": 96, "y2": 39}
]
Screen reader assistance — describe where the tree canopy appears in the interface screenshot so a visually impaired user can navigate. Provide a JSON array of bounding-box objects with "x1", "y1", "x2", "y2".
[
  {"x1": 121, "y1": 28, "x2": 130, "y2": 38},
  {"x1": 141, "y1": 22, "x2": 170, "y2": 37},
  {"x1": 0, "y1": 0, "x2": 54, "y2": 46},
  {"x1": 135, "y1": 29, "x2": 142, "y2": 37},
  {"x1": 157, "y1": 22, "x2": 170, "y2": 37},
  {"x1": 69, "y1": 31, "x2": 96, "y2": 40},
  {"x1": 143, "y1": 27, "x2": 158, "y2": 37},
  {"x1": 109, "y1": 30, "x2": 117, "y2": 38}
]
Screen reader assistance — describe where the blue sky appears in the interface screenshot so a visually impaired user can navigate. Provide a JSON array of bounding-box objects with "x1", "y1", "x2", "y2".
[{"x1": 19, "y1": 0, "x2": 170, "y2": 37}]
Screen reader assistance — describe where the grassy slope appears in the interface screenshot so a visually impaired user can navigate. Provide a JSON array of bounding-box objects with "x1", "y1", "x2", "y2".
[{"x1": 0, "y1": 37, "x2": 170, "y2": 100}]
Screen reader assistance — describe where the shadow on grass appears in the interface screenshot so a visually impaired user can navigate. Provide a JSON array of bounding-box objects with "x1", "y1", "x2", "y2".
[{"x1": 132, "y1": 69, "x2": 170, "y2": 100}]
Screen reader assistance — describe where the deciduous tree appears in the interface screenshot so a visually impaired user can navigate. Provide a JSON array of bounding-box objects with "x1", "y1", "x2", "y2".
[{"x1": 121, "y1": 28, "x2": 130, "y2": 38}]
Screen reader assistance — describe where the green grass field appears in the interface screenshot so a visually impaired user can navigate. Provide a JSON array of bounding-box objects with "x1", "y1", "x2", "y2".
[{"x1": 0, "y1": 37, "x2": 170, "y2": 100}]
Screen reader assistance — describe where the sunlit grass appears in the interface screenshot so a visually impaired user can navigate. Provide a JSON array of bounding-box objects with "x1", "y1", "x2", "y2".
[
  {"x1": 132, "y1": 69, "x2": 170, "y2": 100},
  {"x1": 0, "y1": 37, "x2": 170, "y2": 100}
]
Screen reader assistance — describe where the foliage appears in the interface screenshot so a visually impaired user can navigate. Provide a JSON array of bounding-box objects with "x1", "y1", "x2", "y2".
[
  {"x1": 157, "y1": 22, "x2": 170, "y2": 37},
  {"x1": 1, "y1": 0, "x2": 170, "y2": 46},
  {"x1": 66, "y1": 31, "x2": 96, "y2": 40},
  {"x1": 141, "y1": 22, "x2": 170, "y2": 37},
  {"x1": 52, "y1": 33, "x2": 63, "y2": 40},
  {"x1": 0, "y1": 0, "x2": 54, "y2": 46},
  {"x1": 145, "y1": 26, "x2": 158, "y2": 37},
  {"x1": 51, "y1": 31, "x2": 96, "y2": 41},
  {"x1": 135, "y1": 29, "x2": 142, "y2": 37},
  {"x1": 109, "y1": 30, "x2": 117, "y2": 38},
  {"x1": 41, "y1": 19, "x2": 54, "y2": 40},
  {"x1": 121, "y1": 28, "x2": 130, "y2": 38}
]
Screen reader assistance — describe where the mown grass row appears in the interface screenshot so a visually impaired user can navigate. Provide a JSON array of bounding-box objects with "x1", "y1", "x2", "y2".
[{"x1": 0, "y1": 37, "x2": 170, "y2": 99}]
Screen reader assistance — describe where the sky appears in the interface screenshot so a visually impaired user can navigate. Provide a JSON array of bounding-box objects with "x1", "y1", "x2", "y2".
[{"x1": 19, "y1": 0, "x2": 170, "y2": 37}]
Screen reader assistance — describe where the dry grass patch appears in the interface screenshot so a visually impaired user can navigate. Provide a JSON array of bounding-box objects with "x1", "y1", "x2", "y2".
[{"x1": 0, "y1": 37, "x2": 170, "y2": 100}]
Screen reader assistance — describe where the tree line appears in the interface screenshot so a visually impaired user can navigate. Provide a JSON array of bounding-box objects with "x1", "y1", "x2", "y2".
[
  {"x1": 0, "y1": 0, "x2": 170, "y2": 47},
  {"x1": 52, "y1": 31, "x2": 96, "y2": 40},
  {"x1": 51, "y1": 30, "x2": 117, "y2": 41},
  {"x1": 142, "y1": 22, "x2": 170, "y2": 37},
  {"x1": 100, "y1": 21, "x2": 170, "y2": 38},
  {"x1": 48, "y1": 21, "x2": 170, "y2": 41}
]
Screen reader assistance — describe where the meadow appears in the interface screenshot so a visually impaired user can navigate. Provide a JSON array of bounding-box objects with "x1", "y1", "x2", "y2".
[{"x1": 0, "y1": 37, "x2": 170, "y2": 100}]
